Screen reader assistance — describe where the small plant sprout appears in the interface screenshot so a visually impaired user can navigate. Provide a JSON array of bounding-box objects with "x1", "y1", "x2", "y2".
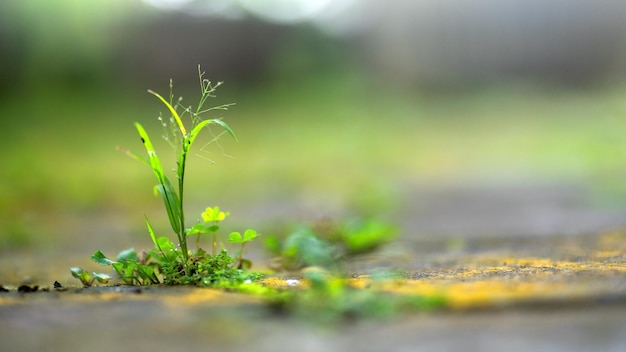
[
  {"x1": 70, "y1": 267, "x2": 111, "y2": 287},
  {"x1": 72, "y1": 66, "x2": 262, "y2": 287},
  {"x1": 124, "y1": 67, "x2": 236, "y2": 273},
  {"x1": 90, "y1": 249, "x2": 160, "y2": 286},
  {"x1": 228, "y1": 229, "x2": 261, "y2": 269},
  {"x1": 188, "y1": 206, "x2": 230, "y2": 254}
]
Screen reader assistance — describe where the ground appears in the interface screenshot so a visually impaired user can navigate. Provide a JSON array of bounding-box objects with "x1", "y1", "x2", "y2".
[{"x1": 2, "y1": 184, "x2": 626, "y2": 351}]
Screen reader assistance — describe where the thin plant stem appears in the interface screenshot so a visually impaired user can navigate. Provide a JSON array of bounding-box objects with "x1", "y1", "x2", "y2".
[
  {"x1": 178, "y1": 140, "x2": 189, "y2": 265},
  {"x1": 239, "y1": 242, "x2": 245, "y2": 266}
]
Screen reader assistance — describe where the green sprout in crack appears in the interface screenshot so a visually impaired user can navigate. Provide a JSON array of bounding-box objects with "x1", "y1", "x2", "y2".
[
  {"x1": 228, "y1": 229, "x2": 262, "y2": 269},
  {"x1": 188, "y1": 206, "x2": 230, "y2": 255},
  {"x1": 70, "y1": 267, "x2": 111, "y2": 287},
  {"x1": 71, "y1": 66, "x2": 262, "y2": 287}
]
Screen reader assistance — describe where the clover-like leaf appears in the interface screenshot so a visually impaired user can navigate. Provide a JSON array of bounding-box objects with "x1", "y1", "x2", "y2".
[
  {"x1": 187, "y1": 223, "x2": 205, "y2": 235},
  {"x1": 229, "y1": 229, "x2": 260, "y2": 244},
  {"x1": 188, "y1": 223, "x2": 219, "y2": 235},
  {"x1": 243, "y1": 229, "x2": 260, "y2": 242},
  {"x1": 228, "y1": 231, "x2": 243, "y2": 243}
]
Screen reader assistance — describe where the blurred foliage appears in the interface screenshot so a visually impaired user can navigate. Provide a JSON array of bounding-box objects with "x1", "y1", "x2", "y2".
[
  {"x1": 2, "y1": 0, "x2": 626, "y2": 253},
  {"x1": 0, "y1": 0, "x2": 142, "y2": 94},
  {"x1": 272, "y1": 270, "x2": 446, "y2": 323},
  {"x1": 265, "y1": 217, "x2": 397, "y2": 271},
  {"x1": 4, "y1": 73, "x2": 626, "y2": 249}
]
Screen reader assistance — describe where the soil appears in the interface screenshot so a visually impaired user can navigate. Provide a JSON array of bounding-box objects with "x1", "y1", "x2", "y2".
[{"x1": 2, "y1": 184, "x2": 626, "y2": 351}]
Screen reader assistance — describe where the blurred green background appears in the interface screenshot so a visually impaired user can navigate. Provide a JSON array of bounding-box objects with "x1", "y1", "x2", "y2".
[{"x1": 2, "y1": 0, "x2": 626, "y2": 281}]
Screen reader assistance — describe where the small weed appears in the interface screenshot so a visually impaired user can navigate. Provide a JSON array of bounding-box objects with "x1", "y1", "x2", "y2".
[
  {"x1": 266, "y1": 217, "x2": 397, "y2": 271},
  {"x1": 255, "y1": 219, "x2": 447, "y2": 321},
  {"x1": 67, "y1": 66, "x2": 443, "y2": 321},
  {"x1": 90, "y1": 248, "x2": 159, "y2": 285},
  {"x1": 339, "y1": 218, "x2": 397, "y2": 254},
  {"x1": 71, "y1": 66, "x2": 262, "y2": 287},
  {"x1": 187, "y1": 206, "x2": 229, "y2": 255},
  {"x1": 228, "y1": 229, "x2": 262, "y2": 269},
  {"x1": 69, "y1": 267, "x2": 111, "y2": 287},
  {"x1": 269, "y1": 270, "x2": 446, "y2": 323}
]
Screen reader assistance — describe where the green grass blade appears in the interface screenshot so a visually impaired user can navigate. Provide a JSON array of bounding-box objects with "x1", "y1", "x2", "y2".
[
  {"x1": 162, "y1": 176, "x2": 182, "y2": 230},
  {"x1": 155, "y1": 183, "x2": 181, "y2": 234},
  {"x1": 210, "y1": 119, "x2": 238, "y2": 141},
  {"x1": 134, "y1": 123, "x2": 166, "y2": 181},
  {"x1": 144, "y1": 215, "x2": 159, "y2": 249},
  {"x1": 188, "y1": 119, "x2": 238, "y2": 146},
  {"x1": 188, "y1": 120, "x2": 211, "y2": 145},
  {"x1": 148, "y1": 90, "x2": 187, "y2": 135},
  {"x1": 135, "y1": 122, "x2": 182, "y2": 234}
]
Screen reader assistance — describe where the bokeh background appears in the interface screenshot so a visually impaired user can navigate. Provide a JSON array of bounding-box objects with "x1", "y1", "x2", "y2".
[{"x1": 3, "y1": 0, "x2": 626, "y2": 284}]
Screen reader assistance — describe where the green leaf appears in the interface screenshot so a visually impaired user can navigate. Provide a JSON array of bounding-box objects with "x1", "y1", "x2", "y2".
[
  {"x1": 156, "y1": 236, "x2": 175, "y2": 251},
  {"x1": 341, "y1": 219, "x2": 396, "y2": 254},
  {"x1": 70, "y1": 267, "x2": 93, "y2": 286},
  {"x1": 228, "y1": 232, "x2": 243, "y2": 243},
  {"x1": 188, "y1": 120, "x2": 211, "y2": 146},
  {"x1": 135, "y1": 123, "x2": 182, "y2": 234},
  {"x1": 187, "y1": 223, "x2": 219, "y2": 235},
  {"x1": 91, "y1": 250, "x2": 115, "y2": 266},
  {"x1": 283, "y1": 227, "x2": 334, "y2": 268},
  {"x1": 187, "y1": 223, "x2": 203, "y2": 235},
  {"x1": 136, "y1": 265, "x2": 159, "y2": 284},
  {"x1": 134, "y1": 123, "x2": 164, "y2": 181},
  {"x1": 155, "y1": 181, "x2": 182, "y2": 234},
  {"x1": 93, "y1": 273, "x2": 112, "y2": 284},
  {"x1": 148, "y1": 90, "x2": 187, "y2": 135},
  {"x1": 262, "y1": 236, "x2": 282, "y2": 255},
  {"x1": 210, "y1": 119, "x2": 238, "y2": 142},
  {"x1": 145, "y1": 215, "x2": 158, "y2": 248},
  {"x1": 112, "y1": 262, "x2": 137, "y2": 285},
  {"x1": 70, "y1": 267, "x2": 84, "y2": 277},
  {"x1": 188, "y1": 119, "x2": 238, "y2": 149},
  {"x1": 70, "y1": 267, "x2": 89, "y2": 280},
  {"x1": 117, "y1": 248, "x2": 138, "y2": 263},
  {"x1": 243, "y1": 229, "x2": 260, "y2": 242}
]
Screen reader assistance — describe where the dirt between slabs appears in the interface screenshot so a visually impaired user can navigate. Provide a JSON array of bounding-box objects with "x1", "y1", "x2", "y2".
[{"x1": 1, "y1": 230, "x2": 626, "y2": 352}]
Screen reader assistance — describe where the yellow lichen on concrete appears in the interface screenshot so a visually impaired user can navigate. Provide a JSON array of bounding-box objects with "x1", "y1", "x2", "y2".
[
  {"x1": 160, "y1": 289, "x2": 228, "y2": 306},
  {"x1": 1, "y1": 247, "x2": 624, "y2": 311},
  {"x1": 342, "y1": 255, "x2": 626, "y2": 310},
  {"x1": 502, "y1": 258, "x2": 554, "y2": 266},
  {"x1": 260, "y1": 277, "x2": 308, "y2": 289},
  {"x1": 591, "y1": 250, "x2": 625, "y2": 259},
  {"x1": 377, "y1": 280, "x2": 586, "y2": 309}
]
